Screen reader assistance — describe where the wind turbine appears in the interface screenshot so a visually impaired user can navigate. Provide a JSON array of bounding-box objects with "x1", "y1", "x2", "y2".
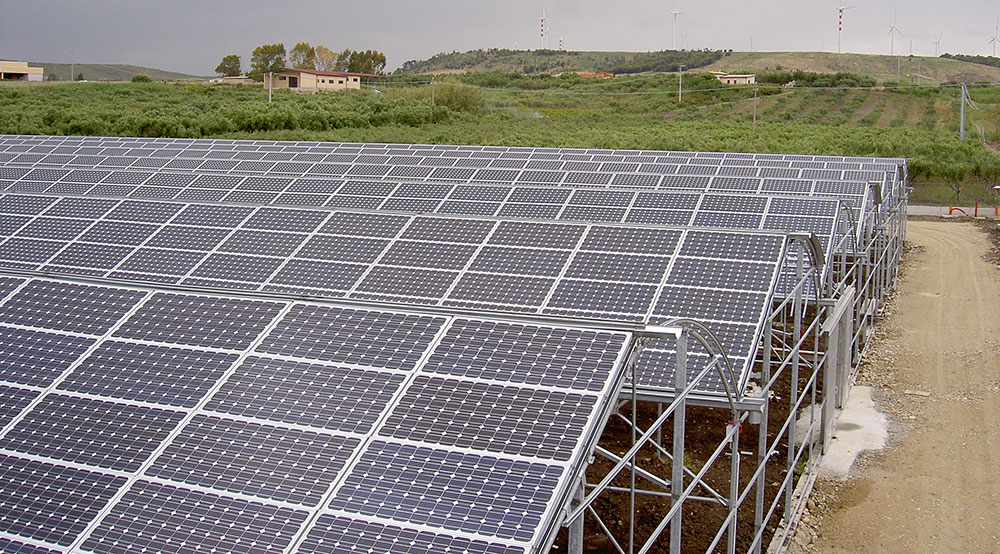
[
  {"x1": 838, "y1": 6, "x2": 855, "y2": 54},
  {"x1": 933, "y1": 33, "x2": 942, "y2": 56},
  {"x1": 671, "y1": 7, "x2": 684, "y2": 50},
  {"x1": 887, "y1": 8, "x2": 903, "y2": 56},
  {"x1": 680, "y1": 24, "x2": 690, "y2": 49},
  {"x1": 990, "y1": 19, "x2": 999, "y2": 58}
]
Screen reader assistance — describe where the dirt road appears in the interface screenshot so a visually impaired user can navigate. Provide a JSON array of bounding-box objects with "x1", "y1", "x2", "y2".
[{"x1": 802, "y1": 220, "x2": 1000, "y2": 553}]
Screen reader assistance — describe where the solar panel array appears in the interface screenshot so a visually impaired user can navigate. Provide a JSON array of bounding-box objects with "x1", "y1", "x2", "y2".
[
  {"x1": 0, "y1": 165, "x2": 841, "y2": 237},
  {"x1": 0, "y1": 135, "x2": 893, "y2": 229},
  {"x1": 0, "y1": 135, "x2": 907, "y2": 554},
  {"x1": 0, "y1": 192, "x2": 789, "y2": 394},
  {"x1": 0, "y1": 275, "x2": 630, "y2": 553},
  {"x1": 0, "y1": 165, "x2": 864, "y2": 248}
]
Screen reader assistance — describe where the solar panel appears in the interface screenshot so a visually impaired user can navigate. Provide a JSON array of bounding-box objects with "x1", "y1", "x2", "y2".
[
  {"x1": 0, "y1": 275, "x2": 633, "y2": 553},
  {"x1": 0, "y1": 394, "x2": 185, "y2": 471},
  {"x1": 0, "y1": 197, "x2": 792, "y2": 327}
]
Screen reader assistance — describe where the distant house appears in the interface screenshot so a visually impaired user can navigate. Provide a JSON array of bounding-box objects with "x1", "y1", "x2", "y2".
[
  {"x1": 0, "y1": 60, "x2": 43, "y2": 82},
  {"x1": 710, "y1": 71, "x2": 756, "y2": 85},
  {"x1": 265, "y1": 68, "x2": 380, "y2": 91},
  {"x1": 220, "y1": 76, "x2": 256, "y2": 85}
]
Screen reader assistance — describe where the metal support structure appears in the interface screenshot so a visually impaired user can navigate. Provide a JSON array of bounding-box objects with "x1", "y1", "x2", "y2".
[
  {"x1": 785, "y1": 241, "x2": 804, "y2": 519},
  {"x1": 568, "y1": 475, "x2": 584, "y2": 554},
  {"x1": 669, "y1": 332, "x2": 687, "y2": 554},
  {"x1": 552, "y1": 164, "x2": 909, "y2": 553}
]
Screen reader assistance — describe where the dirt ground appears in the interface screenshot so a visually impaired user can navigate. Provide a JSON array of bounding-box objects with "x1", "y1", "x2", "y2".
[{"x1": 789, "y1": 219, "x2": 1000, "y2": 553}]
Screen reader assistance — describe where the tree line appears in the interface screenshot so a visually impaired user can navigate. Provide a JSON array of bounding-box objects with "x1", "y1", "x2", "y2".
[
  {"x1": 215, "y1": 43, "x2": 387, "y2": 80},
  {"x1": 939, "y1": 53, "x2": 1000, "y2": 69}
]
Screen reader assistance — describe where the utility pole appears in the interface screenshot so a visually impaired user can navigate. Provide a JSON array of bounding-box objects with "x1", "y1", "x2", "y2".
[
  {"x1": 752, "y1": 84, "x2": 759, "y2": 133},
  {"x1": 430, "y1": 76, "x2": 435, "y2": 106},
  {"x1": 678, "y1": 64, "x2": 685, "y2": 102},
  {"x1": 960, "y1": 83, "x2": 967, "y2": 142},
  {"x1": 268, "y1": 72, "x2": 273, "y2": 103}
]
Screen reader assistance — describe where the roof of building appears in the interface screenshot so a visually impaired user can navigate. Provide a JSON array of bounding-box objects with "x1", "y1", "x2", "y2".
[{"x1": 277, "y1": 68, "x2": 381, "y2": 79}]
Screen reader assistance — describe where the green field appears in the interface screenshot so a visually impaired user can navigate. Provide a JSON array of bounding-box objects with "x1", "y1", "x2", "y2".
[{"x1": 0, "y1": 75, "x2": 998, "y2": 205}]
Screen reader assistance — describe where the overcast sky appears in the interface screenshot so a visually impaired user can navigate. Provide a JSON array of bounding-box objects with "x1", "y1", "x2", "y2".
[{"x1": 1, "y1": 0, "x2": 997, "y2": 75}]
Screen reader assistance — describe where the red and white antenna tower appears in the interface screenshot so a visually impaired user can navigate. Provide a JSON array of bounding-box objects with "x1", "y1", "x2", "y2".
[
  {"x1": 540, "y1": 12, "x2": 546, "y2": 49},
  {"x1": 559, "y1": 37, "x2": 564, "y2": 51},
  {"x1": 838, "y1": 6, "x2": 855, "y2": 54}
]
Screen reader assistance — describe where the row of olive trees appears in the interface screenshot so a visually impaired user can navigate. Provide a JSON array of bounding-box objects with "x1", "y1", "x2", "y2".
[{"x1": 215, "y1": 43, "x2": 386, "y2": 79}]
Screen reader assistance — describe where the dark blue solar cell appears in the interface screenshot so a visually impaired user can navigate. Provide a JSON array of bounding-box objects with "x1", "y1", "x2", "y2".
[
  {"x1": 0, "y1": 394, "x2": 184, "y2": 472},
  {"x1": 147, "y1": 414, "x2": 360, "y2": 506},
  {"x1": 355, "y1": 266, "x2": 458, "y2": 299},
  {"x1": 104, "y1": 200, "x2": 182, "y2": 223},
  {"x1": 447, "y1": 273, "x2": 553, "y2": 307},
  {"x1": 256, "y1": 305, "x2": 445, "y2": 371},
  {"x1": 145, "y1": 225, "x2": 230, "y2": 250},
  {"x1": 0, "y1": 280, "x2": 145, "y2": 335},
  {"x1": 299, "y1": 514, "x2": 526, "y2": 554},
  {"x1": 243, "y1": 207, "x2": 328, "y2": 232},
  {"x1": 296, "y1": 234, "x2": 389, "y2": 263},
  {"x1": 0, "y1": 215, "x2": 32, "y2": 236},
  {"x1": 14, "y1": 217, "x2": 92, "y2": 241},
  {"x1": 0, "y1": 454, "x2": 126, "y2": 546},
  {"x1": 49, "y1": 242, "x2": 133, "y2": 269},
  {"x1": 82, "y1": 480, "x2": 308, "y2": 554},
  {"x1": 0, "y1": 326, "x2": 95, "y2": 386},
  {"x1": 0, "y1": 385, "x2": 38, "y2": 428},
  {"x1": 191, "y1": 253, "x2": 283, "y2": 283},
  {"x1": 171, "y1": 204, "x2": 254, "y2": 227},
  {"x1": 421, "y1": 319, "x2": 625, "y2": 392},
  {"x1": 329, "y1": 441, "x2": 562, "y2": 542},
  {"x1": 381, "y1": 375, "x2": 596, "y2": 461},
  {"x1": 320, "y1": 211, "x2": 410, "y2": 237},
  {"x1": 58, "y1": 341, "x2": 238, "y2": 407},
  {"x1": 270, "y1": 259, "x2": 366, "y2": 291},
  {"x1": 0, "y1": 276, "x2": 24, "y2": 299},
  {"x1": 0, "y1": 195, "x2": 56, "y2": 215},
  {"x1": 113, "y1": 292, "x2": 285, "y2": 350},
  {"x1": 0, "y1": 537, "x2": 62, "y2": 554},
  {"x1": 0, "y1": 237, "x2": 65, "y2": 263},
  {"x1": 78, "y1": 220, "x2": 159, "y2": 246},
  {"x1": 206, "y1": 356, "x2": 406, "y2": 434}
]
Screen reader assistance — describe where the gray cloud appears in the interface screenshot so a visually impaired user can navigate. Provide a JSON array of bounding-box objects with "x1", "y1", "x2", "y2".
[{"x1": 0, "y1": 0, "x2": 997, "y2": 75}]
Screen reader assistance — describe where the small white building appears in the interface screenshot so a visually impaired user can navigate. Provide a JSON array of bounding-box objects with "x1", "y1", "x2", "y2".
[
  {"x1": 711, "y1": 71, "x2": 756, "y2": 85},
  {"x1": 266, "y1": 68, "x2": 379, "y2": 91},
  {"x1": 0, "y1": 61, "x2": 43, "y2": 81}
]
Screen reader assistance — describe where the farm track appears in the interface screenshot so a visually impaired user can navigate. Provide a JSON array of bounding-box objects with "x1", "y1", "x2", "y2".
[
  {"x1": 847, "y1": 93, "x2": 882, "y2": 126},
  {"x1": 793, "y1": 220, "x2": 1000, "y2": 553},
  {"x1": 876, "y1": 96, "x2": 905, "y2": 127}
]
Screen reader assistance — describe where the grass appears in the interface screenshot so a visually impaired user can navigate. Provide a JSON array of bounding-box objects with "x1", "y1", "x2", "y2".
[{"x1": 0, "y1": 77, "x2": 998, "y2": 205}]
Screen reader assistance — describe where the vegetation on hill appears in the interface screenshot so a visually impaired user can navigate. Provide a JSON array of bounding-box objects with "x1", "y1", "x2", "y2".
[
  {"x1": 939, "y1": 53, "x2": 1000, "y2": 69},
  {"x1": 29, "y1": 63, "x2": 205, "y2": 82},
  {"x1": 704, "y1": 52, "x2": 1000, "y2": 85},
  {"x1": 756, "y1": 70, "x2": 876, "y2": 88},
  {"x1": 0, "y1": 74, "x2": 997, "y2": 204},
  {"x1": 396, "y1": 48, "x2": 728, "y2": 75}
]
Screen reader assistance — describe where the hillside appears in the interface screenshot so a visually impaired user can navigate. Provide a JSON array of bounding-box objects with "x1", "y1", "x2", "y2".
[
  {"x1": 703, "y1": 52, "x2": 1000, "y2": 84},
  {"x1": 397, "y1": 49, "x2": 1000, "y2": 85},
  {"x1": 29, "y1": 62, "x2": 207, "y2": 82},
  {"x1": 395, "y1": 49, "x2": 726, "y2": 75}
]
